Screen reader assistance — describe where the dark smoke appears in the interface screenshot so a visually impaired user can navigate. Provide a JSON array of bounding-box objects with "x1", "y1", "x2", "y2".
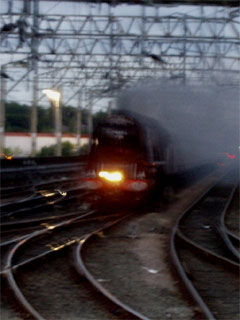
[{"x1": 117, "y1": 79, "x2": 239, "y2": 167}]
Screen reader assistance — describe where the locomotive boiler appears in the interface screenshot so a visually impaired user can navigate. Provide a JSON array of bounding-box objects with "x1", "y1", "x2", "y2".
[
  {"x1": 82, "y1": 109, "x2": 216, "y2": 204},
  {"x1": 81, "y1": 82, "x2": 238, "y2": 206}
]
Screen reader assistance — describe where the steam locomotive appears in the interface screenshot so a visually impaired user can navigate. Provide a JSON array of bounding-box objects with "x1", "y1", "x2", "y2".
[
  {"x1": 82, "y1": 109, "x2": 219, "y2": 204},
  {"x1": 81, "y1": 80, "x2": 239, "y2": 207}
]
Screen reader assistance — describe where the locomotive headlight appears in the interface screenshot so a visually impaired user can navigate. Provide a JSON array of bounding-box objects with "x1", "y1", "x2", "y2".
[{"x1": 98, "y1": 171, "x2": 123, "y2": 182}]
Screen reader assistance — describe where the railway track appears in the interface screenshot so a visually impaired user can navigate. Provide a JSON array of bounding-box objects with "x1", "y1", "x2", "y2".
[
  {"x1": 73, "y1": 219, "x2": 151, "y2": 320},
  {"x1": 0, "y1": 169, "x2": 97, "y2": 232},
  {"x1": 0, "y1": 156, "x2": 86, "y2": 204},
  {"x1": 1, "y1": 156, "x2": 144, "y2": 319},
  {"x1": 1, "y1": 209, "x2": 143, "y2": 320},
  {"x1": 1, "y1": 176, "x2": 83, "y2": 204},
  {"x1": 1, "y1": 162, "x2": 238, "y2": 320},
  {"x1": 170, "y1": 166, "x2": 240, "y2": 320},
  {"x1": 224, "y1": 186, "x2": 239, "y2": 238},
  {"x1": 0, "y1": 184, "x2": 89, "y2": 221}
]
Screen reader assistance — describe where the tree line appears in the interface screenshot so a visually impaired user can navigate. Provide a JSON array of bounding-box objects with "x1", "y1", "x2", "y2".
[{"x1": 5, "y1": 102, "x2": 107, "y2": 134}]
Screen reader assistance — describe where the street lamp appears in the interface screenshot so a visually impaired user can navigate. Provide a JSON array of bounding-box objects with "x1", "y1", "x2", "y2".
[{"x1": 42, "y1": 88, "x2": 62, "y2": 156}]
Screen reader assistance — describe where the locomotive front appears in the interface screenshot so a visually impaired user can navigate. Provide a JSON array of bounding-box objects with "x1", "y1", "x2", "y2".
[{"x1": 82, "y1": 113, "x2": 158, "y2": 204}]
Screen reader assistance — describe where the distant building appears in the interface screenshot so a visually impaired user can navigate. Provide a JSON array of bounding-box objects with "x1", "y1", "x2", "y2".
[{"x1": 4, "y1": 132, "x2": 89, "y2": 157}]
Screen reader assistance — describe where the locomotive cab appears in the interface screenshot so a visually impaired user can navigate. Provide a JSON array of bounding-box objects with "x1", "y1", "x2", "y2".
[{"x1": 83, "y1": 111, "x2": 172, "y2": 205}]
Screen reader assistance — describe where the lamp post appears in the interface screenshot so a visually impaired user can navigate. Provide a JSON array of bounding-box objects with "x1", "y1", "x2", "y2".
[
  {"x1": 0, "y1": 59, "x2": 30, "y2": 158},
  {"x1": 87, "y1": 92, "x2": 93, "y2": 153},
  {"x1": 77, "y1": 91, "x2": 82, "y2": 154},
  {"x1": 0, "y1": 65, "x2": 6, "y2": 158},
  {"x1": 42, "y1": 89, "x2": 62, "y2": 156}
]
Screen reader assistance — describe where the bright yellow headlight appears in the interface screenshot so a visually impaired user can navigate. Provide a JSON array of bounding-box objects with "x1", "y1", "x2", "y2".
[{"x1": 98, "y1": 171, "x2": 123, "y2": 182}]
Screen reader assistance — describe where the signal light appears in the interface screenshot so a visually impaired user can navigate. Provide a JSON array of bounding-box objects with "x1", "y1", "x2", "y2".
[
  {"x1": 224, "y1": 153, "x2": 236, "y2": 159},
  {"x1": 2, "y1": 153, "x2": 12, "y2": 160},
  {"x1": 98, "y1": 171, "x2": 123, "y2": 182}
]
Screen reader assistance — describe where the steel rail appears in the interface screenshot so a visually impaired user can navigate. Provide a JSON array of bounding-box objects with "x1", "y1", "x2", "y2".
[
  {"x1": 225, "y1": 229, "x2": 240, "y2": 248},
  {"x1": 1, "y1": 210, "x2": 130, "y2": 320},
  {"x1": 1, "y1": 209, "x2": 96, "y2": 271},
  {"x1": 0, "y1": 185, "x2": 88, "y2": 218},
  {"x1": 1, "y1": 210, "x2": 97, "y2": 319},
  {"x1": 170, "y1": 223, "x2": 216, "y2": 320},
  {"x1": 170, "y1": 167, "x2": 238, "y2": 319},
  {"x1": 4, "y1": 236, "x2": 45, "y2": 320},
  {"x1": 173, "y1": 230, "x2": 239, "y2": 319},
  {"x1": 177, "y1": 170, "x2": 239, "y2": 263},
  {"x1": 0, "y1": 205, "x2": 90, "y2": 229},
  {"x1": 0, "y1": 211, "x2": 125, "y2": 247},
  {"x1": 176, "y1": 229, "x2": 240, "y2": 270},
  {"x1": 1, "y1": 162, "x2": 84, "y2": 173},
  {"x1": 169, "y1": 171, "x2": 230, "y2": 319},
  {"x1": 220, "y1": 183, "x2": 240, "y2": 258},
  {"x1": 73, "y1": 214, "x2": 152, "y2": 320}
]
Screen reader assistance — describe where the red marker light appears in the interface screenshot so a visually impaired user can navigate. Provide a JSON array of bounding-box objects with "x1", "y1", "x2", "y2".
[{"x1": 224, "y1": 153, "x2": 236, "y2": 159}]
